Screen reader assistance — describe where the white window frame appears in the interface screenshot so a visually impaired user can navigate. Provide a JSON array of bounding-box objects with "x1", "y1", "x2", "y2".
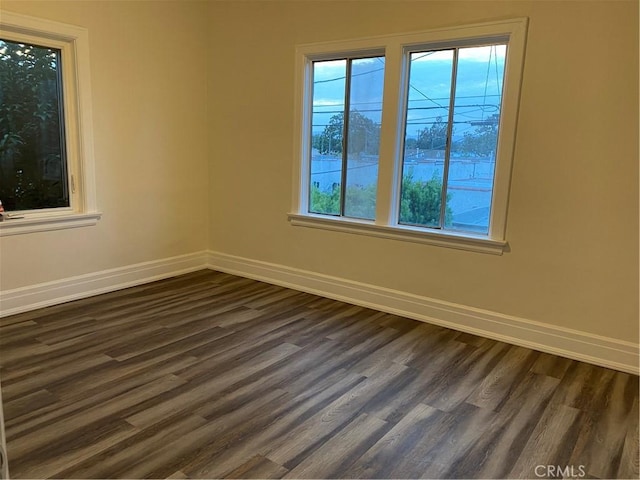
[
  {"x1": 0, "y1": 11, "x2": 100, "y2": 236},
  {"x1": 289, "y1": 18, "x2": 528, "y2": 255}
]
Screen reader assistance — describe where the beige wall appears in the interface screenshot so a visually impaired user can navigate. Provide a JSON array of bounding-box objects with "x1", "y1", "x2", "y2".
[
  {"x1": 0, "y1": 1, "x2": 636, "y2": 345},
  {"x1": 0, "y1": 1, "x2": 210, "y2": 289},
  {"x1": 208, "y1": 0, "x2": 639, "y2": 342}
]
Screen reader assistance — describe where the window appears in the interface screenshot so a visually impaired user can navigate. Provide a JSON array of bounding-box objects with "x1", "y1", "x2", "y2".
[
  {"x1": 310, "y1": 56, "x2": 385, "y2": 220},
  {"x1": 0, "y1": 11, "x2": 99, "y2": 236},
  {"x1": 0, "y1": 39, "x2": 69, "y2": 211},
  {"x1": 290, "y1": 19, "x2": 527, "y2": 254}
]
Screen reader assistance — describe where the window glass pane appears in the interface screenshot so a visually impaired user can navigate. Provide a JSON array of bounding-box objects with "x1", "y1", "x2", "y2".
[
  {"x1": 0, "y1": 39, "x2": 69, "y2": 211},
  {"x1": 447, "y1": 44, "x2": 506, "y2": 234},
  {"x1": 309, "y1": 59, "x2": 346, "y2": 215},
  {"x1": 344, "y1": 56, "x2": 384, "y2": 220},
  {"x1": 399, "y1": 50, "x2": 453, "y2": 228}
]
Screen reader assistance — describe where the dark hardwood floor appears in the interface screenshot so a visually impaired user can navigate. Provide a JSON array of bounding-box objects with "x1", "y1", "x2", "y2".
[{"x1": 0, "y1": 270, "x2": 637, "y2": 479}]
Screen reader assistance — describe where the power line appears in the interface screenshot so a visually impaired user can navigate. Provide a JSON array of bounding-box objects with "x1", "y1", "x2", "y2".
[{"x1": 314, "y1": 65, "x2": 385, "y2": 84}]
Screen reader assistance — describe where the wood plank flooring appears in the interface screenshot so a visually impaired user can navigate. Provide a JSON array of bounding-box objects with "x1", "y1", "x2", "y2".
[{"x1": 0, "y1": 270, "x2": 637, "y2": 479}]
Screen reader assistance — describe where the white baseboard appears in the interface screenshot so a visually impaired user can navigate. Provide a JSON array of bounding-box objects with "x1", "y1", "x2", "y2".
[
  {"x1": 207, "y1": 250, "x2": 639, "y2": 375},
  {"x1": 0, "y1": 251, "x2": 209, "y2": 318},
  {"x1": 2, "y1": 249, "x2": 637, "y2": 375}
]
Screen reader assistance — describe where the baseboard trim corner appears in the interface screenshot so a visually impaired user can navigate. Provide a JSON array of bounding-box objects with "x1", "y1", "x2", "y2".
[
  {"x1": 0, "y1": 251, "x2": 209, "y2": 318},
  {"x1": 206, "y1": 250, "x2": 639, "y2": 375}
]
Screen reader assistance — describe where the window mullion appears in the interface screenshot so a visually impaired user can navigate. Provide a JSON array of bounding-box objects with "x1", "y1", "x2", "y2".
[
  {"x1": 375, "y1": 42, "x2": 403, "y2": 226},
  {"x1": 439, "y1": 48, "x2": 459, "y2": 229}
]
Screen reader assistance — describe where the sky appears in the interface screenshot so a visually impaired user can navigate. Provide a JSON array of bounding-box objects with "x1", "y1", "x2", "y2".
[{"x1": 311, "y1": 44, "x2": 506, "y2": 139}]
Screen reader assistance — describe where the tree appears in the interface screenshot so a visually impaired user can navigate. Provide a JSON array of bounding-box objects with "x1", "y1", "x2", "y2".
[
  {"x1": 310, "y1": 183, "x2": 340, "y2": 215},
  {"x1": 313, "y1": 111, "x2": 380, "y2": 156},
  {"x1": 344, "y1": 183, "x2": 376, "y2": 219},
  {"x1": 312, "y1": 114, "x2": 343, "y2": 155},
  {"x1": 309, "y1": 182, "x2": 377, "y2": 219},
  {"x1": 416, "y1": 116, "x2": 448, "y2": 151},
  {"x1": 399, "y1": 172, "x2": 452, "y2": 226},
  {"x1": 0, "y1": 39, "x2": 67, "y2": 211},
  {"x1": 310, "y1": 174, "x2": 452, "y2": 226},
  {"x1": 458, "y1": 114, "x2": 500, "y2": 158}
]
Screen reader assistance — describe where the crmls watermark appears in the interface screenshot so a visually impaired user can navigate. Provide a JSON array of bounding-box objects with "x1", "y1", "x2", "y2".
[{"x1": 534, "y1": 465, "x2": 586, "y2": 479}]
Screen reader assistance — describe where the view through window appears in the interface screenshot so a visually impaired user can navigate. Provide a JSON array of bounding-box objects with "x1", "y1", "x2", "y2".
[
  {"x1": 0, "y1": 38, "x2": 69, "y2": 212},
  {"x1": 309, "y1": 56, "x2": 385, "y2": 220},
  {"x1": 399, "y1": 45, "x2": 506, "y2": 234},
  {"x1": 307, "y1": 45, "x2": 506, "y2": 235}
]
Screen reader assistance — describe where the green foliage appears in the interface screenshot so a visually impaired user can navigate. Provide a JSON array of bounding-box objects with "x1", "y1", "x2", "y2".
[
  {"x1": 310, "y1": 174, "x2": 452, "y2": 226},
  {"x1": 344, "y1": 183, "x2": 376, "y2": 219},
  {"x1": 458, "y1": 114, "x2": 500, "y2": 157},
  {"x1": 0, "y1": 39, "x2": 68, "y2": 210},
  {"x1": 408, "y1": 114, "x2": 500, "y2": 158},
  {"x1": 309, "y1": 183, "x2": 377, "y2": 220},
  {"x1": 312, "y1": 113, "x2": 343, "y2": 155},
  {"x1": 346, "y1": 112, "x2": 380, "y2": 157},
  {"x1": 310, "y1": 183, "x2": 340, "y2": 215},
  {"x1": 313, "y1": 111, "x2": 380, "y2": 156},
  {"x1": 416, "y1": 116, "x2": 448, "y2": 151},
  {"x1": 399, "y1": 172, "x2": 451, "y2": 227}
]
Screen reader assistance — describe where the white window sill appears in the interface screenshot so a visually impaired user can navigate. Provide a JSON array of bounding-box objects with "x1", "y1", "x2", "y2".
[
  {"x1": 288, "y1": 213, "x2": 507, "y2": 255},
  {"x1": 0, "y1": 212, "x2": 102, "y2": 237}
]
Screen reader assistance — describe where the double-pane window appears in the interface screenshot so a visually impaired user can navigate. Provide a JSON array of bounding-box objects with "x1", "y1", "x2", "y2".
[
  {"x1": 292, "y1": 20, "x2": 527, "y2": 254},
  {"x1": 399, "y1": 45, "x2": 506, "y2": 235},
  {"x1": 310, "y1": 56, "x2": 385, "y2": 220}
]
